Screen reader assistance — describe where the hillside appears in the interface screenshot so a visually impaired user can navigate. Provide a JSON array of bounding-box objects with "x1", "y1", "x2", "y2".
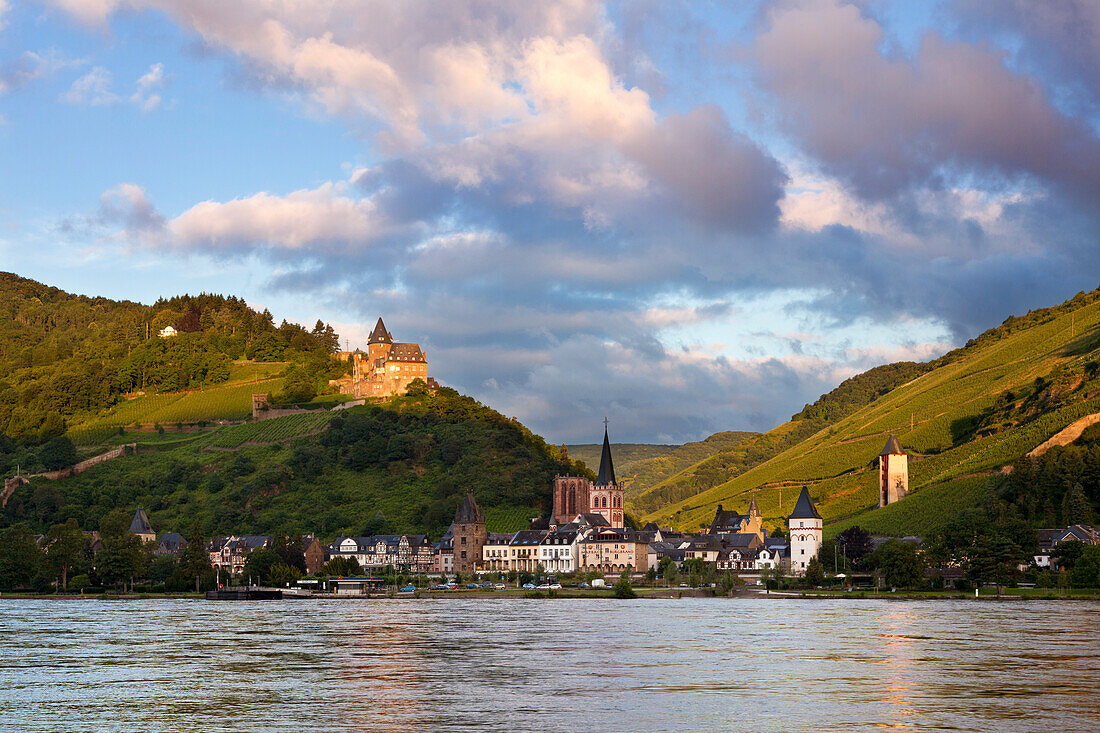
[
  {"x1": 630, "y1": 362, "x2": 932, "y2": 515},
  {"x1": 643, "y1": 287, "x2": 1100, "y2": 537},
  {"x1": 0, "y1": 272, "x2": 346, "y2": 442},
  {"x1": 2, "y1": 387, "x2": 593, "y2": 539},
  {"x1": 565, "y1": 443, "x2": 675, "y2": 481}
]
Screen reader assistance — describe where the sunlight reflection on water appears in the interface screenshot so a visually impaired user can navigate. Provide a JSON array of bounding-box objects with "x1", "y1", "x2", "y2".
[{"x1": 1, "y1": 598, "x2": 1097, "y2": 732}]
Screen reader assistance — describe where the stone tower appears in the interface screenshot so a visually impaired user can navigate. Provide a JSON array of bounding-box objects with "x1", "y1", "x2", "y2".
[
  {"x1": 452, "y1": 493, "x2": 487, "y2": 575},
  {"x1": 366, "y1": 316, "x2": 393, "y2": 367},
  {"x1": 788, "y1": 486, "x2": 822, "y2": 574},
  {"x1": 879, "y1": 435, "x2": 908, "y2": 507}
]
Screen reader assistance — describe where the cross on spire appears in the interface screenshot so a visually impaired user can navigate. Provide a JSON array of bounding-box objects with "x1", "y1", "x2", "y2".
[{"x1": 603, "y1": 416, "x2": 609, "y2": 429}]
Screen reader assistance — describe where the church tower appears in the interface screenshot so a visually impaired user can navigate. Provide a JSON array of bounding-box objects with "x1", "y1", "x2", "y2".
[
  {"x1": 589, "y1": 424, "x2": 624, "y2": 528},
  {"x1": 879, "y1": 435, "x2": 908, "y2": 507},
  {"x1": 788, "y1": 486, "x2": 822, "y2": 574}
]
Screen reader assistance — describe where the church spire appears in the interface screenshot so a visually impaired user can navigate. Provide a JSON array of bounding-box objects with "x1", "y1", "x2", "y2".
[{"x1": 597, "y1": 421, "x2": 616, "y2": 486}]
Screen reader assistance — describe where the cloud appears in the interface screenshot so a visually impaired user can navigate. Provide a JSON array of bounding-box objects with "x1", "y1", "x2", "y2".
[
  {"x1": 754, "y1": 0, "x2": 1100, "y2": 204},
  {"x1": 130, "y1": 62, "x2": 166, "y2": 111},
  {"x1": 61, "y1": 65, "x2": 118, "y2": 105},
  {"x1": 0, "y1": 51, "x2": 70, "y2": 94},
  {"x1": 0, "y1": 1, "x2": 8, "y2": 32}
]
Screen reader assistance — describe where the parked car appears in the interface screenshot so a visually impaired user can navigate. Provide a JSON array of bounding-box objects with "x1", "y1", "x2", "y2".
[
  {"x1": 446, "y1": 582, "x2": 457, "y2": 590},
  {"x1": 536, "y1": 583, "x2": 550, "y2": 590},
  {"x1": 549, "y1": 583, "x2": 562, "y2": 589},
  {"x1": 466, "y1": 583, "x2": 481, "y2": 589},
  {"x1": 578, "y1": 582, "x2": 591, "y2": 589},
  {"x1": 400, "y1": 585, "x2": 416, "y2": 592},
  {"x1": 480, "y1": 581, "x2": 493, "y2": 588},
  {"x1": 430, "y1": 584, "x2": 448, "y2": 590},
  {"x1": 493, "y1": 583, "x2": 506, "y2": 590},
  {"x1": 522, "y1": 582, "x2": 536, "y2": 589}
]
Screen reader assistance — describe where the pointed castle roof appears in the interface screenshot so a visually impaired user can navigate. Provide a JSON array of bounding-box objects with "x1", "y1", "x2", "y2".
[
  {"x1": 880, "y1": 434, "x2": 905, "y2": 456},
  {"x1": 454, "y1": 493, "x2": 485, "y2": 524},
  {"x1": 748, "y1": 495, "x2": 760, "y2": 515},
  {"x1": 788, "y1": 486, "x2": 822, "y2": 520},
  {"x1": 368, "y1": 317, "x2": 393, "y2": 344},
  {"x1": 129, "y1": 507, "x2": 153, "y2": 535},
  {"x1": 597, "y1": 426, "x2": 616, "y2": 486}
]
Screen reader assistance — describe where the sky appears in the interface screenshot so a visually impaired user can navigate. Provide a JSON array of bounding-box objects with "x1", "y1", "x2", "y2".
[{"x1": 1, "y1": 1, "x2": 1099, "y2": 444}]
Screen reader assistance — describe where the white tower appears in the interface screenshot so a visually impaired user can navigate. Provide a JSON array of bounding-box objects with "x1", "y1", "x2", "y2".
[
  {"x1": 788, "y1": 486, "x2": 822, "y2": 574},
  {"x1": 879, "y1": 435, "x2": 908, "y2": 507}
]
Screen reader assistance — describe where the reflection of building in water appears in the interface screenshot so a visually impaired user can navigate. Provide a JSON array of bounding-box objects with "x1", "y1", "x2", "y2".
[{"x1": 877, "y1": 606, "x2": 918, "y2": 731}]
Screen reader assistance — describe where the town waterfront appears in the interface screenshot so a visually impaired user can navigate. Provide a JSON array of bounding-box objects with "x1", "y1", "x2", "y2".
[{"x1": 2, "y1": 598, "x2": 1098, "y2": 732}]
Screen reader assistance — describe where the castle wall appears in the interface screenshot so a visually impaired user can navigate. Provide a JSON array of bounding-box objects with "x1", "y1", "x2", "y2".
[{"x1": 880, "y1": 453, "x2": 908, "y2": 506}]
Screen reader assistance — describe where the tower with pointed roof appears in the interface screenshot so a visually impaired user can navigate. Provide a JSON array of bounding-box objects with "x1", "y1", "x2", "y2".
[
  {"x1": 339, "y1": 316, "x2": 430, "y2": 398},
  {"x1": 451, "y1": 493, "x2": 487, "y2": 575},
  {"x1": 879, "y1": 434, "x2": 908, "y2": 507},
  {"x1": 129, "y1": 507, "x2": 155, "y2": 543},
  {"x1": 788, "y1": 486, "x2": 822, "y2": 574},
  {"x1": 552, "y1": 423, "x2": 624, "y2": 528}
]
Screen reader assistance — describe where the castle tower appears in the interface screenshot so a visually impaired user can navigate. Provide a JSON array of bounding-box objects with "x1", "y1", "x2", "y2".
[
  {"x1": 366, "y1": 316, "x2": 393, "y2": 366},
  {"x1": 745, "y1": 495, "x2": 764, "y2": 539},
  {"x1": 129, "y1": 507, "x2": 155, "y2": 544},
  {"x1": 589, "y1": 425, "x2": 624, "y2": 528},
  {"x1": 452, "y1": 493, "x2": 487, "y2": 575},
  {"x1": 879, "y1": 435, "x2": 908, "y2": 507},
  {"x1": 788, "y1": 486, "x2": 822, "y2": 574}
]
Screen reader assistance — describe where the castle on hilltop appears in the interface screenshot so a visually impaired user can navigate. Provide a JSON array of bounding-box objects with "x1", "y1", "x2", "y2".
[{"x1": 331, "y1": 317, "x2": 435, "y2": 399}]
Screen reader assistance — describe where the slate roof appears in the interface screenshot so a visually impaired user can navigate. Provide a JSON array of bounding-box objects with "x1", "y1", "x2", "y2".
[
  {"x1": 454, "y1": 493, "x2": 486, "y2": 524},
  {"x1": 789, "y1": 486, "x2": 822, "y2": 520},
  {"x1": 880, "y1": 434, "x2": 905, "y2": 456},
  {"x1": 578, "y1": 513, "x2": 611, "y2": 528},
  {"x1": 725, "y1": 532, "x2": 763, "y2": 549},
  {"x1": 156, "y1": 532, "x2": 187, "y2": 553},
  {"x1": 709, "y1": 504, "x2": 745, "y2": 533},
  {"x1": 129, "y1": 508, "x2": 153, "y2": 535},
  {"x1": 510, "y1": 530, "x2": 546, "y2": 546},
  {"x1": 368, "y1": 317, "x2": 393, "y2": 344},
  {"x1": 389, "y1": 342, "x2": 426, "y2": 363},
  {"x1": 596, "y1": 427, "x2": 617, "y2": 485},
  {"x1": 486, "y1": 532, "x2": 516, "y2": 545}
]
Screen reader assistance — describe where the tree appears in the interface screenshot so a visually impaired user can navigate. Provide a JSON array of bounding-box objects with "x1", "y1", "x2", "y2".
[
  {"x1": 179, "y1": 524, "x2": 213, "y2": 592},
  {"x1": 836, "y1": 526, "x2": 873, "y2": 565},
  {"x1": 271, "y1": 534, "x2": 307, "y2": 573},
  {"x1": 242, "y1": 547, "x2": 282, "y2": 585},
  {"x1": 323, "y1": 556, "x2": 362, "y2": 577},
  {"x1": 1071, "y1": 545, "x2": 1100, "y2": 588},
  {"x1": 804, "y1": 556, "x2": 825, "y2": 587},
  {"x1": 1062, "y1": 482, "x2": 1093, "y2": 525},
  {"x1": 613, "y1": 569, "x2": 636, "y2": 599},
  {"x1": 871, "y1": 540, "x2": 925, "y2": 589},
  {"x1": 0, "y1": 524, "x2": 42, "y2": 591},
  {"x1": 45, "y1": 518, "x2": 89, "y2": 591},
  {"x1": 1052, "y1": 540, "x2": 1086, "y2": 572}
]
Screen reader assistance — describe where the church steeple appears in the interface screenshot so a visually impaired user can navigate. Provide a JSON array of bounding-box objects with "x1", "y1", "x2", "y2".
[{"x1": 597, "y1": 422, "x2": 616, "y2": 486}]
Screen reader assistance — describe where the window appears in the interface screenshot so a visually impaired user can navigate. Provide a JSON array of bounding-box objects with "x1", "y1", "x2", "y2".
[
  {"x1": 461, "y1": 551, "x2": 467, "y2": 559},
  {"x1": 801, "y1": 549, "x2": 805, "y2": 555},
  {"x1": 461, "y1": 536, "x2": 467, "y2": 545}
]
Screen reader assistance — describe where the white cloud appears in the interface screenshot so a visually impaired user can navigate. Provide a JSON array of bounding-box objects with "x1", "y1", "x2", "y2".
[
  {"x1": 130, "y1": 62, "x2": 165, "y2": 111},
  {"x1": 61, "y1": 66, "x2": 118, "y2": 105},
  {"x1": 0, "y1": 1, "x2": 9, "y2": 31}
]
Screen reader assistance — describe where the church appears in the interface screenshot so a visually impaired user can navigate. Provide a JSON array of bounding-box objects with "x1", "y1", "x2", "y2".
[
  {"x1": 551, "y1": 425, "x2": 625, "y2": 528},
  {"x1": 333, "y1": 317, "x2": 432, "y2": 399}
]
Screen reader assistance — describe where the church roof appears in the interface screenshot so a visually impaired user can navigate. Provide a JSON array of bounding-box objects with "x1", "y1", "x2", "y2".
[
  {"x1": 748, "y1": 495, "x2": 759, "y2": 515},
  {"x1": 454, "y1": 493, "x2": 485, "y2": 524},
  {"x1": 129, "y1": 507, "x2": 153, "y2": 535},
  {"x1": 710, "y1": 505, "x2": 745, "y2": 532},
  {"x1": 880, "y1": 434, "x2": 905, "y2": 456},
  {"x1": 368, "y1": 317, "x2": 393, "y2": 344},
  {"x1": 789, "y1": 486, "x2": 822, "y2": 520},
  {"x1": 388, "y1": 342, "x2": 426, "y2": 363},
  {"x1": 596, "y1": 427, "x2": 616, "y2": 485}
]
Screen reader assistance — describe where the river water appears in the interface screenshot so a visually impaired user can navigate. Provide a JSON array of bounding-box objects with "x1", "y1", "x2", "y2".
[{"x1": 1, "y1": 597, "x2": 1097, "y2": 732}]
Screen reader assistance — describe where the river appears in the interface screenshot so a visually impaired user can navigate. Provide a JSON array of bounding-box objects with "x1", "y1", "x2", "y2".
[{"x1": 1, "y1": 597, "x2": 1097, "y2": 732}]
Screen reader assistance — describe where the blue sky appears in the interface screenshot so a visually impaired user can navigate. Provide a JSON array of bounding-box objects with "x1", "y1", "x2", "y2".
[{"x1": 2, "y1": 0, "x2": 1099, "y2": 443}]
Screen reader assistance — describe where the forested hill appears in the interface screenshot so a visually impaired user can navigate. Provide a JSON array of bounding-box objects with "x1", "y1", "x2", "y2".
[
  {"x1": 641, "y1": 286, "x2": 1100, "y2": 539},
  {"x1": 0, "y1": 272, "x2": 344, "y2": 440},
  {"x1": 2, "y1": 387, "x2": 594, "y2": 539}
]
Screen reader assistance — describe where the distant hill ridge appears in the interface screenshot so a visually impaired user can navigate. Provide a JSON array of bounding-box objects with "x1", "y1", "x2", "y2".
[{"x1": 640, "y1": 286, "x2": 1100, "y2": 538}]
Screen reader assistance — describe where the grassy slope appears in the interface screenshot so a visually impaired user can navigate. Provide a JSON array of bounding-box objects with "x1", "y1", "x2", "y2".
[
  {"x1": 565, "y1": 443, "x2": 676, "y2": 478},
  {"x1": 67, "y1": 361, "x2": 288, "y2": 442},
  {"x1": 9, "y1": 390, "x2": 587, "y2": 538},
  {"x1": 643, "y1": 291, "x2": 1100, "y2": 535}
]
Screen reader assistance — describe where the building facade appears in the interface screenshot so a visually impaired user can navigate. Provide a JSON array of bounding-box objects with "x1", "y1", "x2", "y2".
[{"x1": 334, "y1": 317, "x2": 430, "y2": 399}]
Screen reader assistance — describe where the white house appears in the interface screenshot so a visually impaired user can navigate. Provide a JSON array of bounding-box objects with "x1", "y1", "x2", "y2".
[
  {"x1": 788, "y1": 486, "x2": 823, "y2": 574},
  {"x1": 158, "y1": 325, "x2": 178, "y2": 338},
  {"x1": 538, "y1": 528, "x2": 579, "y2": 574}
]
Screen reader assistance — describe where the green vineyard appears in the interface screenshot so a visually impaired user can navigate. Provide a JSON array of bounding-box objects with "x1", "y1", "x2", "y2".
[{"x1": 200, "y1": 412, "x2": 335, "y2": 448}]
